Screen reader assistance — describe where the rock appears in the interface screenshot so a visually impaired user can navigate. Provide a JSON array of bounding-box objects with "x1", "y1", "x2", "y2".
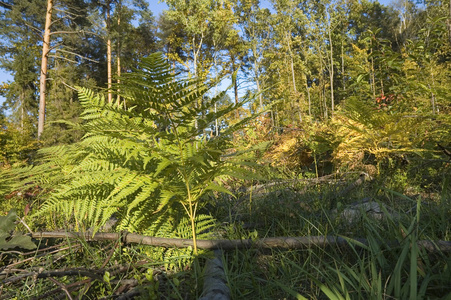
[{"x1": 333, "y1": 198, "x2": 398, "y2": 224}]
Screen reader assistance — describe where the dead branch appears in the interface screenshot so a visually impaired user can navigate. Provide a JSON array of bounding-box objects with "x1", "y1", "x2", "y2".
[
  {"x1": 336, "y1": 172, "x2": 373, "y2": 198},
  {"x1": 100, "y1": 239, "x2": 120, "y2": 269},
  {"x1": 55, "y1": 48, "x2": 100, "y2": 63},
  {"x1": 30, "y1": 232, "x2": 451, "y2": 253},
  {"x1": 32, "y1": 278, "x2": 91, "y2": 300}
]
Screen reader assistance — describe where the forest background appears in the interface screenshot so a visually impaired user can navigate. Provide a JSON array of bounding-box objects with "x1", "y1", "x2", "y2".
[{"x1": 1, "y1": 0, "x2": 450, "y2": 165}]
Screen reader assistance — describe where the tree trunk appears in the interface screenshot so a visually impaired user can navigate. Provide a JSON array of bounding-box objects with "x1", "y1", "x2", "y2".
[
  {"x1": 306, "y1": 82, "x2": 311, "y2": 117},
  {"x1": 38, "y1": 0, "x2": 53, "y2": 140},
  {"x1": 192, "y1": 34, "x2": 203, "y2": 130},
  {"x1": 287, "y1": 32, "x2": 297, "y2": 95},
  {"x1": 199, "y1": 250, "x2": 230, "y2": 300},
  {"x1": 328, "y1": 20, "x2": 334, "y2": 116},
  {"x1": 449, "y1": 0, "x2": 451, "y2": 45},
  {"x1": 430, "y1": 66, "x2": 436, "y2": 114},
  {"x1": 319, "y1": 53, "x2": 328, "y2": 119},
  {"x1": 231, "y1": 53, "x2": 239, "y2": 120},
  {"x1": 116, "y1": 0, "x2": 121, "y2": 105},
  {"x1": 20, "y1": 91, "x2": 24, "y2": 131},
  {"x1": 106, "y1": 0, "x2": 112, "y2": 103},
  {"x1": 287, "y1": 32, "x2": 300, "y2": 123},
  {"x1": 253, "y1": 44, "x2": 263, "y2": 111},
  {"x1": 370, "y1": 50, "x2": 376, "y2": 101},
  {"x1": 341, "y1": 38, "x2": 346, "y2": 92}
]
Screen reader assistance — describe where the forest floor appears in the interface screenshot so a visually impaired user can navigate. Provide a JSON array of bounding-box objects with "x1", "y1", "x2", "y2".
[{"x1": 1, "y1": 173, "x2": 450, "y2": 299}]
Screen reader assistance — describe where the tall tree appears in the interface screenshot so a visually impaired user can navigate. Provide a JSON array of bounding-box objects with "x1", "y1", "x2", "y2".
[
  {"x1": 1, "y1": 0, "x2": 112, "y2": 142},
  {"x1": 157, "y1": 10, "x2": 187, "y2": 71},
  {"x1": 105, "y1": 0, "x2": 113, "y2": 103},
  {"x1": 0, "y1": 0, "x2": 45, "y2": 132},
  {"x1": 209, "y1": 0, "x2": 244, "y2": 116},
  {"x1": 38, "y1": 0, "x2": 53, "y2": 139},
  {"x1": 235, "y1": 0, "x2": 271, "y2": 112},
  {"x1": 164, "y1": 0, "x2": 216, "y2": 79}
]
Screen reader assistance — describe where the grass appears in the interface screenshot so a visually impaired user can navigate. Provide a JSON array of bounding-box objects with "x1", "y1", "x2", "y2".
[
  {"x1": 208, "y1": 173, "x2": 451, "y2": 299},
  {"x1": 1, "y1": 172, "x2": 450, "y2": 299},
  {"x1": 0, "y1": 237, "x2": 202, "y2": 299}
]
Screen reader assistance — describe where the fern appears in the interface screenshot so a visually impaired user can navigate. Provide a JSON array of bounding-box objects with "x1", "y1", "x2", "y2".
[
  {"x1": 331, "y1": 97, "x2": 448, "y2": 171},
  {"x1": 27, "y1": 52, "x2": 258, "y2": 252}
]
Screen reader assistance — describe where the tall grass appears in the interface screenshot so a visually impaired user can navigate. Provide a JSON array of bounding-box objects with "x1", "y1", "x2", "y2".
[{"x1": 213, "y1": 182, "x2": 451, "y2": 299}]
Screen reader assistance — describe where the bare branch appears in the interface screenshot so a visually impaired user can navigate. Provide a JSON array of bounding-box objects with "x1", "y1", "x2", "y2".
[
  {"x1": 49, "y1": 55, "x2": 78, "y2": 64},
  {"x1": 23, "y1": 22, "x2": 43, "y2": 38},
  {"x1": 1, "y1": 268, "x2": 104, "y2": 284},
  {"x1": 438, "y1": 143, "x2": 451, "y2": 159},
  {"x1": 60, "y1": 81, "x2": 78, "y2": 91},
  {"x1": 0, "y1": 1, "x2": 12, "y2": 9},
  {"x1": 53, "y1": 7, "x2": 85, "y2": 18},
  {"x1": 55, "y1": 48, "x2": 100, "y2": 63},
  {"x1": 49, "y1": 30, "x2": 85, "y2": 36},
  {"x1": 49, "y1": 42, "x2": 63, "y2": 51}
]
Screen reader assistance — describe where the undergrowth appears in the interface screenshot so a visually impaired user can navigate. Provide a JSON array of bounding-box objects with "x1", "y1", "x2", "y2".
[
  {"x1": 1, "y1": 172, "x2": 450, "y2": 298},
  {"x1": 0, "y1": 236, "x2": 204, "y2": 299}
]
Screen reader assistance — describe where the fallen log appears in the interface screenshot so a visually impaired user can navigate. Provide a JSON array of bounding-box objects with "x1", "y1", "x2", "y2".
[{"x1": 30, "y1": 232, "x2": 451, "y2": 253}]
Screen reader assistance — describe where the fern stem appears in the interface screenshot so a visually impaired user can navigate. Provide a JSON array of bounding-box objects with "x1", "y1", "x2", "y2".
[{"x1": 185, "y1": 181, "x2": 198, "y2": 255}]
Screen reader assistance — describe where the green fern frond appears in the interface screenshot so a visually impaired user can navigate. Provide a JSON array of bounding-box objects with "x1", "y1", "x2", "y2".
[{"x1": 21, "y1": 53, "x2": 259, "y2": 252}]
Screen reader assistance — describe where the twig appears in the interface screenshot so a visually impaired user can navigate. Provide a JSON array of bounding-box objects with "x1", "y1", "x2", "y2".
[
  {"x1": 34, "y1": 278, "x2": 93, "y2": 300},
  {"x1": 1, "y1": 268, "x2": 103, "y2": 285},
  {"x1": 337, "y1": 172, "x2": 373, "y2": 198},
  {"x1": 54, "y1": 48, "x2": 100, "y2": 63},
  {"x1": 60, "y1": 81, "x2": 78, "y2": 91},
  {"x1": 47, "y1": 277, "x2": 73, "y2": 300},
  {"x1": 114, "y1": 287, "x2": 143, "y2": 300},
  {"x1": 0, "y1": 244, "x2": 81, "y2": 273},
  {"x1": 438, "y1": 143, "x2": 451, "y2": 159},
  {"x1": 19, "y1": 218, "x2": 33, "y2": 234},
  {"x1": 22, "y1": 244, "x2": 67, "y2": 256},
  {"x1": 100, "y1": 238, "x2": 121, "y2": 269}
]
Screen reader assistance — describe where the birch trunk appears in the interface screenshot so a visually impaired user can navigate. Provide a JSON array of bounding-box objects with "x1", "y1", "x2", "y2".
[
  {"x1": 328, "y1": 20, "x2": 334, "y2": 116},
  {"x1": 370, "y1": 49, "x2": 376, "y2": 101},
  {"x1": 341, "y1": 38, "x2": 346, "y2": 92},
  {"x1": 253, "y1": 43, "x2": 263, "y2": 111}
]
